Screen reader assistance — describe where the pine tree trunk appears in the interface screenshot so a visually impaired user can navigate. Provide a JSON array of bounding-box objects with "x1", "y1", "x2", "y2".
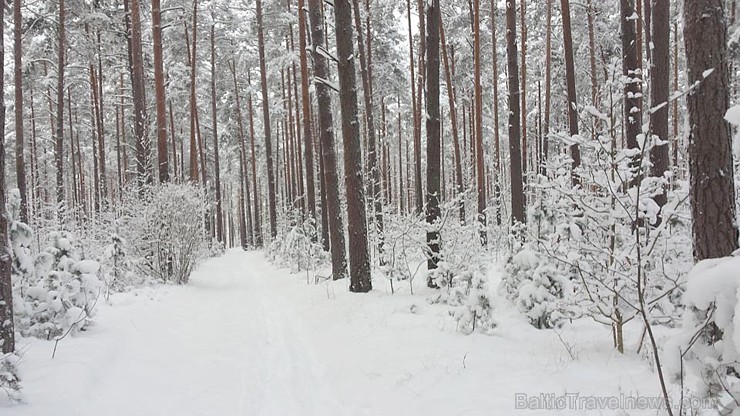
[
  {"x1": 440, "y1": 16, "x2": 464, "y2": 223},
  {"x1": 426, "y1": 0, "x2": 441, "y2": 281},
  {"x1": 169, "y1": 102, "x2": 178, "y2": 181},
  {"x1": 398, "y1": 96, "x2": 405, "y2": 214},
  {"x1": 256, "y1": 0, "x2": 278, "y2": 238},
  {"x1": 75, "y1": 125, "x2": 88, "y2": 216},
  {"x1": 308, "y1": 0, "x2": 347, "y2": 278},
  {"x1": 561, "y1": 0, "x2": 581, "y2": 181},
  {"x1": 91, "y1": 62, "x2": 107, "y2": 208},
  {"x1": 89, "y1": 71, "x2": 101, "y2": 212},
  {"x1": 238, "y1": 149, "x2": 248, "y2": 250},
  {"x1": 334, "y1": 0, "x2": 371, "y2": 292},
  {"x1": 196, "y1": 89, "x2": 208, "y2": 192},
  {"x1": 29, "y1": 84, "x2": 40, "y2": 216},
  {"x1": 247, "y1": 72, "x2": 263, "y2": 247},
  {"x1": 506, "y1": 0, "x2": 526, "y2": 226},
  {"x1": 95, "y1": 24, "x2": 106, "y2": 205},
  {"x1": 14, "y1": 0, "x2": 27, "y2": 222},
  {"x1": 68, "y1": 90, "x2": 79, "y2": 211},
  {"x1": 406, "y1": 0, "x2": 422, "y2": 216},
  {"x1": 406, "y1": 142, "x2": 411, "y2": 214},
  {"x1": 288, "y1": 34, "x2": 305, "y2": 216},
  {"x1": 129, "y1": 0, "x2": 150, "y2": 190},
  {"x1": 231, "y1": 61, "x2": 249, "y2": 249},
  {"x1": 621, "y1": 0, "x2": 642, "y2": 154},
  {"x1": 519, "y1": 0, "x2": 527, "y2": 174},
  {"x1": 211, "y1": 25, "x2": 223, "y2": 242},
  {"x1": 244, "y1": 159, "x2": 254, "y2": 247},
  {"x1": 649, "y1": 0, "x2": 669, "y2": 210},
  {"x1": 352, "y1": 0, "x2": 384, "y2": 258},
  {"x1": 118, "y1": 74, "x2": 126, "y2": 190},
  {"x1": 587, "y1": 0, "x2": 599, "y2": 134},
  {"x1": 473, "y1": 0, "x2": 487, "y2": 243},
  {"x1": 298, "y1": 0, "x2": 317, "y2": 225},
  {"x1": 0, "y1": 0, "x2": 14, "y2": 355},
  {"x1": 684, "y1": 0, "x2": 739, "y2": 261},
  {"x1": 492, "y1": 0, "x2": 502, "y2": 225},
  {"x1": 318, "y1": 137, "x2": 330, "y2": 251},
  {"x1": 672, "y1": 22, "x2": 680, "y2": 170},
  {"x1": 187, "y1": 13, "x2": 199, "y2": 183},
  {"x1": 281, "y1": 71, "x2": 294, "y2": 208},
  {"x1": 153, "y1": 0, "x2": 169, "y2": 183},
  {"x1": 55, "y1": 0, "x2": 66, "y2": 205},
  {"x1": 413, "y1": 0, "x2": 425, "y2": 215}
]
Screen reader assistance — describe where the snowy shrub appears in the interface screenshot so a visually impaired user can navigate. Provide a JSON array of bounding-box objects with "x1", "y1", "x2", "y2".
[
  {"x1": 9, "y1": 188, "x2": 102, "y2": 338},
  {"x1": 378, "y1": 212, "x2": 426, "y2": 294},
  {"x1": 8, "y1": 189, "x2": 35, "y2": 291},
  {"x1": 121, "y1": 184, "x2": 207, "y2": 285},
  {"x1": 549, "y1": 149, "x2": 684, "y2": 335},
  {"x1": 268, "y1": 217, "x2": 327, "y2": 274},
  {"x1": 15, "y1": 231, "x2": 102, "y2": 338},
  {"x1": 426, "y1": 203, "x2": 495, "y2": 334},
  {"x1": 668, "y1": 255, "x2": 740, "y2": 414},
  {"x1": 429, "y1": 265, "x2": 495, "y2": 335},
  {"x1": 502, "y1": 243, "x2": 572, "y2": 329},
  {"x1": 0, "y1": 352, "x2": 21, "y2": 401},
  {"x1": 502, "y1": 81, "x2": 691, "y2": 349},
  {"x1": 101, "y1": 231, "x2": 136, "y2": 295},
  {"x1": 209, "y1": 239, "x2": 226, "y2": 257}
]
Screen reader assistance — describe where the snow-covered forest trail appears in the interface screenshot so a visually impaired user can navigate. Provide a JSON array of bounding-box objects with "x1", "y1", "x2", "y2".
[
  {"x1": 10, "y1": 250, "x2": 665, "y2": 416},
  {"x1": 13, "y1": 251, "x2": 346, "y2": 416}
]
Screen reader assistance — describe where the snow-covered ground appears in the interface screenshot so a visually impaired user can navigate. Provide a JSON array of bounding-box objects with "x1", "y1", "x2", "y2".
[{"x1": 4, "y1": 250, "x2": 666, "y2": 415}]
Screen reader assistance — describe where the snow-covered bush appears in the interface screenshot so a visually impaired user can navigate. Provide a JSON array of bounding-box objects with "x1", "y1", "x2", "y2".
[
  {"x1": 668, "y1": 255, "x2": 740, "y2": 414},
  {"x1": 15, "y1": 231, "x2": 102, "y2": 338},
  {"x1": 8, "y1": 188, "x2": 102, "y2": 338},
  {"x1": 426, "y1": 202, "x2": 495, "y2": 334},
  {"x1": 429, "y1": 265, "x2": 495, "y2": 335},
  {"x1": 268, "y1": 216, "x2": 327, "y2": 274},
  {"x1": 378, "y1": 212, "x2": 426, "y2": 294},
  {"x1": 503, "y1": 243, "x2": 572, "y2": 329},
  {"x1": 121, "y1": 184, "x2": 207, "y2": 285},
  {"x1": 8, "y1": 189, "x2": 35, "y2": 292},
  {"x1": 209, "y1": 238, "x2": 226, "y2": 257},
  {"x1": 101, "y1": 231, "x2": 135, "y2": 295},
  {"x1": 502, "y1": 75, "x2": 690, "y2": 349},
  {"x1": 0, "y1": 352, "x2": 21, "y2": 401}
]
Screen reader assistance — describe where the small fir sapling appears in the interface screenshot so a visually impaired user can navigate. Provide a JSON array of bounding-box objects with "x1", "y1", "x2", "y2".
[
  {"x1": 26, "y1": 231, "x2": 102, "y2": 337},
  {"x1": 269, "y1": 214, "x2": 327, "y2": 276},
  {"x1": 102, "y1": 231, "x2": 134, "y2": 296},
  {"x1": 11, "y1": 189, "x2": 102, "y2": 338}
]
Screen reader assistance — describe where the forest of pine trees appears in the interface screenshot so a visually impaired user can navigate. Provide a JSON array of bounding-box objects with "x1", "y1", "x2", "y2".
[{"x1": 0, "y1": 0, "x2": 739, "y2": 412}]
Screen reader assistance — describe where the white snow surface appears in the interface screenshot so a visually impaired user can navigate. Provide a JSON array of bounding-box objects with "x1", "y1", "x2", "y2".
[
  {"x1": 726, "y1": 105, "x2": 740, "y2": 127},
  {"x1": 4, "y1": 250, "x2": 665, "y2": 415}
]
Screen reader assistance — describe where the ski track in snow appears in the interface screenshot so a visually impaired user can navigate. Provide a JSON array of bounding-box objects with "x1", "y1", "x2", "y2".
[{"x1": 5, "y1": 250, "x2": 664, "y2": 416}]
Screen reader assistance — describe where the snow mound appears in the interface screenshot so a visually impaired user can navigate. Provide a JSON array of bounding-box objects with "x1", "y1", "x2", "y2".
[
  {"x1": 668, "y1": 255, "x2": 740, "y2": 410},
  {"x1": 725, "y1": 105, "x2": 740, "y2": 127}
]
